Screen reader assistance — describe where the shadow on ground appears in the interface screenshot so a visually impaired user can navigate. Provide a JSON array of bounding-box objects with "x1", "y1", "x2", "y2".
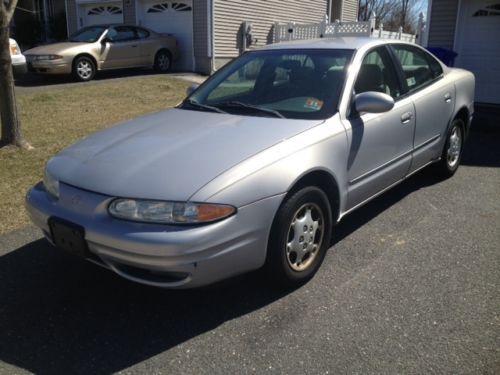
[
  {"x1": 460, "y1": 104, "x2": 500, "y2": 168},
  {"x1": 14, "y1": 69, "x2": 189, "y2": 88},
  {"x1": 0, "y1": 113, "x2": 497, "y2": 374}
]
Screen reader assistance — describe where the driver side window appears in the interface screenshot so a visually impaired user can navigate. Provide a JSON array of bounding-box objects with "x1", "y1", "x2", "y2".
[
  {"x1": 355, "y1": 47, "x2": 401, "y2": 99},
  {"x1": 107, "y1": 26, "x2": 137, "y2": 42}
]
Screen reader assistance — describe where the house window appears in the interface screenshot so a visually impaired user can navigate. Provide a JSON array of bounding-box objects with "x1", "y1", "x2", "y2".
[
  {"x1": 171, "y1": 3, "x2": 192, "y2": 11},
  {"x1": 88, "y1": 6, "x2": 123, "y2": 15},
  {"x1": 147, "y1": 3, "x2": 169, "y2": 13},
  {"x1": 473, "y1": 4, "x2": 500, "y2": 16},
  {"x1": 147, "y1": 2, "x2": 192, "y2": 13}
]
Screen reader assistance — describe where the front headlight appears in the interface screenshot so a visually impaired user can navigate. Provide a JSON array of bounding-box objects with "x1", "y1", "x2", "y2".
[
  {"x1": 108, "y1": 199, "x2": 236, "y2": 224},
  {"x1": 35, "y1": 55, "x2": 63, "y2": 61},
  {"x1": 9, "y1": 41, "x2": 20, "y2": 56},
  {"x1": 43, "y1": 169, "x2": 59, "y2": 199}
]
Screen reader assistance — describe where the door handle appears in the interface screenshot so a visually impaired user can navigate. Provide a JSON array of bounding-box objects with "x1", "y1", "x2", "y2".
[
  {"x1": 444, "y1": 93, "x2": 452, "y2": 103},
  {"x1": 131, "y1": 45, "x2": 138, "y2": 48},
  {"x1": 401, "y1": 112, "x2": 413, "y2": 124}
]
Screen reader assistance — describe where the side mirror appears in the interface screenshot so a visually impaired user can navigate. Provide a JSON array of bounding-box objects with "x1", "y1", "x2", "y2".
[
  {"x1": 186, "y1": 84, "x2": 199, "y2": 96},
  {"x1": 101, "y1": 37, "x2": 112, "y2": 44},
  {"x1": 354, "y1": 91, "x2": 395, "y2": 114}
]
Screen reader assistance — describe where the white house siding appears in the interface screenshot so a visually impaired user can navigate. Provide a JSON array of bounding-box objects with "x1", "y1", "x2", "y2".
[
  {"x1": 213, "y1": 0, "x2": 328, "y2": 64},
  {"x1": 427, "y1": 0, "x2": 459, "y2": 49},
  {"x1": 340, "y1": 0, "x2": 359, "y2": 21}
]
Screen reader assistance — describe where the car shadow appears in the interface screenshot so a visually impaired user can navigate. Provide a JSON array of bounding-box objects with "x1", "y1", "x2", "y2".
[
  {"x1": 0, "y1": 119, "x2": 496, "y2": 374},
  {"x1": 0, "y1": 239, "x2": 294, "y2": 374},
  {"x1": 14, "y1": 68, "x2": 187, "y2": 88},
  {"x1": 460, "y1": 105, "x2": 500, "y2": 168}
]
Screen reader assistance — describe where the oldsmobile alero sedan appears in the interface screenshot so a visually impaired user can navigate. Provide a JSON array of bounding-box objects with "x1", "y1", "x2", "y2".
[
  {"x1": 26, "y1": 37, "x2": 475, "y2": 288},
  {"x1": 24, "y1": 24, "x2": 179, "y2": 82}
]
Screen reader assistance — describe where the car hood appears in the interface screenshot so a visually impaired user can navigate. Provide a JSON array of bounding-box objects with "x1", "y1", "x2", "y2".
[
  {"x1": 24, "y1": 42, "x2": 89, "y2": 55},
  {"x1": 47, "y1": 109, "x2": 323, "y2": 201}
]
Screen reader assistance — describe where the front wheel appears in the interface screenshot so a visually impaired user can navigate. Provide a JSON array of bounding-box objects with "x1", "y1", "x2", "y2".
[
  {"x1": 435, "y1": 118, "x2": 464, "y2": 178},
  {"x1": 265, "y1": 186, "x2": 332, "y2": 287},
  {"x1": 154, "y1": 50, "x2": 171, "y2": 73},
  {"x1": 72, "y1": 56, "x2": 95, "y2": 82}
]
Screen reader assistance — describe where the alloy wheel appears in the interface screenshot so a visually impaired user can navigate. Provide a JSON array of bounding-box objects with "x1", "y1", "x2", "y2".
[{"x1": 285, "y1": 202, "x2": 324, "y2": 272}]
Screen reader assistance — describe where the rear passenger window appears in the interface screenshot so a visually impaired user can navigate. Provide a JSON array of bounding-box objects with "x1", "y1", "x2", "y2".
[
  {"x1": 427, "y1": 54, "x2": 443, "y2": 78},
  {"x1": 355, "y1": 47, "x2": 401, "y2": 99},
  {"x1": 136, "y1": 28, "x2": 150, "y2": 39},
  {"x1": 391, "y1": 45, "x2": 437, "y2": 91}
]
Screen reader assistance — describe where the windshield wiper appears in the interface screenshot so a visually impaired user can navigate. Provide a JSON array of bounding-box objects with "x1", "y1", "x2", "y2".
[
  {"x1": 183, "y1": 99, "x2": 227, "y2": 114},
  {"x1": 217, "y1": 101, "x2": 285, "y2": 119}
]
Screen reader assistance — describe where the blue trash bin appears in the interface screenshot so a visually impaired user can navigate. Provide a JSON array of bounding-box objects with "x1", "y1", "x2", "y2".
[{"x1": 426, "y1": 47, "x2": 458, "y2": 67}]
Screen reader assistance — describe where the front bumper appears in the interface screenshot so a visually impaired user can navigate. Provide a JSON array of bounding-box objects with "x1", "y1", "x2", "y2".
[
  {"x1": 12, "y1": 62, "x2": 27, "y2": 75},
  {"x1": 11, "y1": 54, "x2": 27, "y2": 74},
  {"x1": 28, "y1": 60, "x2": 72, "y2": 75},
  {"x1": 26, "y1": 182, "x2": 284, "y2": 288}
]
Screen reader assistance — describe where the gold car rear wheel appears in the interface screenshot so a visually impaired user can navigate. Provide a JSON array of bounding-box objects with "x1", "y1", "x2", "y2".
[{"x1": 155, "y1": 50, "x2": 172, "y2": 73}]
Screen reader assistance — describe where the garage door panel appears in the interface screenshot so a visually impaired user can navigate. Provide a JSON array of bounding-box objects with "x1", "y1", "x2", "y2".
[
  {"x1": 456, "y1": 1, "x2": 500, "y2": 104},
  {"x1": 138, "y1": 0, "x2": 194, "y2": 71},
  {"x1": 80, "y1": 3, "x2": 124, "y2": 27}
]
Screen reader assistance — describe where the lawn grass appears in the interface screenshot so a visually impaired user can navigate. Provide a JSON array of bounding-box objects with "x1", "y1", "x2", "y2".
[{"x1": 0, "y1": 76, "x2": 190, "y2": 235}]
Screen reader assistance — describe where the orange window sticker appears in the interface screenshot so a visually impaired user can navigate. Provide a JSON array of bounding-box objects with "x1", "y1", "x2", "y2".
[{"x1": 304, "y1": 98, "x2": 323, "y2": 110}]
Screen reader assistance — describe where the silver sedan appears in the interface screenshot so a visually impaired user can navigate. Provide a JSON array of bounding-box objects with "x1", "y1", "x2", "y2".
[{"x1": 26, "y1": 37, "x2": 475, "y2": 288}]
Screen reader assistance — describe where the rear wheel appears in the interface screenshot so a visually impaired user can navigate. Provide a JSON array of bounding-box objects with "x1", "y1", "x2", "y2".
[
  {"x1": 435, "y1": 118, "x2": 464, "y2": 177},
  {"x1": 154, "y1": 50, "x2": 171, "y2": 73},
  {"x1": 72, "y1": 56, "x2": 95, "y2": 82},
  {"x1": 266, "y1": 186, "x2": 332, "y2": 287}
]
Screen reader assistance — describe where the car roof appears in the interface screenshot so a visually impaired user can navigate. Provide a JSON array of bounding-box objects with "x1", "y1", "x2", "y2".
[{"x1": 261, "y1": 37, "x2": 406, "y2": 51}]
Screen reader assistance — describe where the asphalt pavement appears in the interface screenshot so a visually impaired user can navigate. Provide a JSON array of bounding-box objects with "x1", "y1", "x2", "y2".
[{"x1": 0, "y1": 110, "x2": 498, "y2": 374}]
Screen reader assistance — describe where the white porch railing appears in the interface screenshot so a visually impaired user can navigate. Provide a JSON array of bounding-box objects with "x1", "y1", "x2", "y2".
[{"x1": 274, "y1": 13, "x2": 426, "y2": 46}]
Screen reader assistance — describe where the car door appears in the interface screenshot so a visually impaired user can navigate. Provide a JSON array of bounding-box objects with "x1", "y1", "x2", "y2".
[
  {"x1": 135, "y1": 27, "x2": 156, "y2": 66},
  {"x1": 344, "y1": 46, "x2": 416, "y2": 211},
  {"x1": 389, "y1": 44, "x2": 455, "y2": 174},
  {"x1": 101, "y1": 26, "x2": 141, "y2": 69}
]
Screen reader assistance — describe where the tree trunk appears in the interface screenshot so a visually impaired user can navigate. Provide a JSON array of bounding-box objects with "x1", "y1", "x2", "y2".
[{"x1": 0, "y1": 25, "x2": 25, "y2": 148}]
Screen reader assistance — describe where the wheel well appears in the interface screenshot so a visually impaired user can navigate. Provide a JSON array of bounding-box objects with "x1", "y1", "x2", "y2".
[
  {"x1": 286, "y1": 170, "x2": 341, "y2": 223},
  {"x1": 73, "y1": 54, "x2": 97, "y2": 70},
  {"x1": 455, "y1": 107, "x2": 470, "y2": 136}
]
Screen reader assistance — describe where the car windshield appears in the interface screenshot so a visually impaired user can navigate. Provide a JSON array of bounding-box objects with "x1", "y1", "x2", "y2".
[
  {"x1": 182, "y1": 49, "x2": 353, "y2": 120},
  {"x1": 69, "y1": 26, "x2": 107, "y2": 43}
]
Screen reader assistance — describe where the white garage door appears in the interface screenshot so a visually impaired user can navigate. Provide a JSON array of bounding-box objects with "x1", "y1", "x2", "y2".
[
  {"x1": 137, "y1": 0, "x2": 194, "y2": 71},
  {"x1": 455, "y1": 1, "x2": 500, "y2": 104},
  {"x1": 79, "y1": 2, "x2": 124, "y2": 28}
]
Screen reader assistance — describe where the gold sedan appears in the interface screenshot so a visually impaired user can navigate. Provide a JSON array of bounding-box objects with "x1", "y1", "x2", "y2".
[{"x1": 24, "y1": 24, "x2": 179, "y2": 81}]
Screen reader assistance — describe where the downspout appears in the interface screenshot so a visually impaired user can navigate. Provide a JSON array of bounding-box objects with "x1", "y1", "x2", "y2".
[
  {"x1": 327, "y1": 0, "x2": 332, "y2": 21},
  {"x1": 42, "y1": 0, "x2": 50, "y2": 40},
  {"x1": 64, "y1": 0, "x2": 70, "y2": 38},
  {"x1": 210, "y1": 0, "x2": 215, "y2": 73}
]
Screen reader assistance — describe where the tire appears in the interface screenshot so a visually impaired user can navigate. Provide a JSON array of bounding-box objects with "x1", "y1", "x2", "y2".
[
  {"x1": 265, "y1": 186, "x2": 333, "y2": 287},
  {"x1": 72, "y1": 56, "x2": 96, "y2": 82},
  {"x1": 154, "y1": 50, "x2": 172, "y2": 73},
  {"x1": 435, "y1": 118, "x2": 464, "y2": 178}
]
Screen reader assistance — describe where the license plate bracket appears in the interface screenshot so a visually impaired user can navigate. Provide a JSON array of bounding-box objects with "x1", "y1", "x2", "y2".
[{"x1": 48, "y1": 217, "x2": 88, "y2": 258}]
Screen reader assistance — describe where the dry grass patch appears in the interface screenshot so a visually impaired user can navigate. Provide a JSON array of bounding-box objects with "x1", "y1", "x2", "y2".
[{"x1": 0, "y1": 76, "x2": 190, "y2": 235}]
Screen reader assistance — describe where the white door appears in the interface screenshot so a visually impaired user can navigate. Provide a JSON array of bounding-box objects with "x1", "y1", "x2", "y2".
[
  {"x1": 80, "y1": 2, "x2": 124, "y2": 28},
  {"x1": 137, "y1": 0, "x2": 194, "y2": 71},
  {"x1": 455, "y1": 1, "x2": 500, "y2": 104}
]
